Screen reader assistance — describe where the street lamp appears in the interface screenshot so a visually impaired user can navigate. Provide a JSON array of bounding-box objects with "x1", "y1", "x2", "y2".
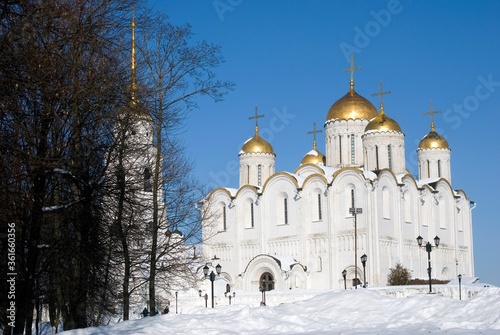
[
  {"x1": 175, "y1": 291, "x2": 178, "y2": 314},
  {"x1": 349, "y1": 190, "x2": 362, "y2": 289},
  {"x1": 342, "y1": 269, "x2": 347, "y2": 290},
  {"x1": 204, "y1": 263, "x2": 222, "y2": 308},
  {"x1": 361, "y1": 254, "x2": 367, "y2": 288},
  {"x1": 417, "y1": 235, "x2": 440, "y2": 293},
  {"x1": 458, "y1": 274, "x2": 462, "y2": 300}
]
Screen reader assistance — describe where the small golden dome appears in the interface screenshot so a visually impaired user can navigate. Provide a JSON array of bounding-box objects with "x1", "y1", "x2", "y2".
[
  {"x1": 301, "y1": 148, "x2": 326, "y2": 165},
  {"x1": 418, "y1": 130, "x2": 449, "y2": 150},
  {"x1": 326, "y1": 86, "x2": 379, "y2": 122},
  {"x1": 365, "y1": 110, "x2": 402, "y2": 133},
  {"x1": 241, "y1": 131, "x2": 274, "y2": 155}
]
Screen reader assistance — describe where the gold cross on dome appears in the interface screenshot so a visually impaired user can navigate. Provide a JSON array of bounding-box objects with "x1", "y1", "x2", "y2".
[
  {"x1": 423, "y1": 102, "x2": 441, "y2": 131},
  {"x1": 248, "y1": 106, "x2": 265, "y2": 133},
  {"x1": 307, "y1": 122, "x2": 322, "y2": 149},
  {"x1": 372, "y1": 81, "x2": 391, "y2": 113},
  {"x1": 344, "y1": 54, "x2": 361, "y2": 87}
]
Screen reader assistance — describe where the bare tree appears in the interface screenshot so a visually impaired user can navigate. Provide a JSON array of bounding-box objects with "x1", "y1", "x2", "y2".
[
  {"x1": 137, "y1": 13, "x2": 234, "y2": 314},
  {"x1": 0, "y1": 0, "x2": 138, "y2": 333}
]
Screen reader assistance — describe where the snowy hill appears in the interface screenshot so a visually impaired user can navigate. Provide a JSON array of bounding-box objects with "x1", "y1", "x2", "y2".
[{"x1": 60, "y1": 286, "x2": 500, "y2": 334}]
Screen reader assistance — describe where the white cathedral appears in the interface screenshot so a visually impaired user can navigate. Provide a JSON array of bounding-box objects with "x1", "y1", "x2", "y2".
[{"x1": 202, "y1": 59, "x2": 475, "y2": 292}]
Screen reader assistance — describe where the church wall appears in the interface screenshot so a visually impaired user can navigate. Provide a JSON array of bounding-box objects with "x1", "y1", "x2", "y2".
[
  {"x1": 329, "y1": 170, "x2": 369, "y2": 287},
  {"x1": 262, "y1": 175, "x2": 302, "y2": 242}
]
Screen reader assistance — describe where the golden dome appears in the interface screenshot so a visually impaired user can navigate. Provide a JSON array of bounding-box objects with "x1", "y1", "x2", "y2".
[
  {"x1": 241, "y1": 131, "x2": 274, "y2": 155},
  {"x1": 326, "y1": 85, "x2": 379, "y2": 122},
  {"x1": 418, "y1": 130, "x2": 449, "y2": 150},
  {"x1": 364, "y1": 110, "x2": 402, "y2": 133},
  {"x1": 301, "y1": 148, "x2": 326, "y2": 165}
]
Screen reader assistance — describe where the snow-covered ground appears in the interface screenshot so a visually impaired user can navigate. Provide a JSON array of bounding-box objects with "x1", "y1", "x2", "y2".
[{"x1": 59, "y1": 285, "x2": 500, "y2": 335}]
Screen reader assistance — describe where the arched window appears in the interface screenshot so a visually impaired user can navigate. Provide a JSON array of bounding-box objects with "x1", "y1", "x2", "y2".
[
  {"x1": 439, "y1": 199, "x2": 446, "y2": 229},
  {"x1": 218, "y1": 202, "x2": 227, "y2": 231},
  {"x1": 339, "y1": 136, "x2": 342, "y2": 164},
  {"x1": 351, "y1": 134, "x2": 355, "y2": 164},
  {"x1": 317, "y1": 193, "x2": 322, "y2": 221},
  {"x1": 245, "y1": 199, "x2": 255, "y2": 229},
  {"x1": 251, "y1": 202, "x2": 254, "y2": 228},
  {"x1": 258, "y1": 165, "x2": 262, "y2": 186},
  {"x1": 427, "y1": 160, "x2": 430, "y2": 178},
  {"x1": 438, "y1": 160, "x2": 441, "y2": 178},
  {"x1": 388, "y1": 145, "x2": 392, "y2": 170},
  {"x1": 375, "y1": 146, "x2": 379, "y2": 170},
  {"x1": 260, "y1": 272, "x2": 274, "y2": 291},
  {"x1": 382, "y1": 187, "x2": 390, "y2": 219},
  {"x1": 144, "y1": 167, "x2": 152, "y2": 192},
  {"x1": 404, "y1": 191, "x2": 412, "y2": 223},
  {"x1": 284, "y1": 198, "x2": 288, "y2": 225},
  {"x1": 222, "y1": 205, "x2": 227, "y2": 231}
]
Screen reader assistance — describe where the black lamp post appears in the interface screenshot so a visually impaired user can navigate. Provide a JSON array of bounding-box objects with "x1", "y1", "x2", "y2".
[
  {"x1": 203, "y1": 263, "x2": 222, "y2": 308},
  {"x1": 361, "y1": 254, "x2": 367, "y2": 288},
  {"x1": 349, "y1": 193, "x2": 362, "y2": 290},
  {"x1": 417, "y1": 235, "x2": 440, "y2": 293},
  {"x1": 458, "y1": 274, "x2": 462, "y2": 300},
  {"x1": 175, "y1": 291, "x2": 178, "y2": 314},
  {"x1": 261, "y1": 277, "x2": 266, "y2": 306},
  {"x1": 342, "y1": 269, "x2": 347, "y2": 290}
]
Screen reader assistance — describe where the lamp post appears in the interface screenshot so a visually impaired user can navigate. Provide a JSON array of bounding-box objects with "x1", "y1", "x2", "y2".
[
  {"x1": 416, "y1": 235, "x2": 440, "y2": 293},
  {"x1": 361, "y1": 254, "x2": 367, "y2": 288},
  {"x1": 175, "y1": 291, "x2": 178, "y2": 314},
  {"x1": 458, "y1": 274, "x2": 462, "y2": 300},
  {"x1": 261, "y1": 277, "x2": 266, "y2": 306},
  {"x1": 349, "y1": 190, "x2": 362, "y2": 289},
  {"x1": 203, "y1": 263, "x2": 222, "y2": 308},
  {"x1": 342, "y1": 269, "x2": 347, "y2": 290}
]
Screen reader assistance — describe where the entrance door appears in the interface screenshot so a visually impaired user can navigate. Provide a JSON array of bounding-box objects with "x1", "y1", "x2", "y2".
[{"x1": 259, "y1": 272, "x2": 274, "y2": 291}]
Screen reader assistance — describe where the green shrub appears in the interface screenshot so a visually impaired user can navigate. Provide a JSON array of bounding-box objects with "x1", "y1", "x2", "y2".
[{"x1": 387, "y1": 262, "x2": 411, "y2": 286}]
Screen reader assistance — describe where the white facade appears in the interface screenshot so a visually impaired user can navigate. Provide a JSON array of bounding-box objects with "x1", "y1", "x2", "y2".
[{"x1": 203, "y1": 79, "x2": 474, "y2": 293}]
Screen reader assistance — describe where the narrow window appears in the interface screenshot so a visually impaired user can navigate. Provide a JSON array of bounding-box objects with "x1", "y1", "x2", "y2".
[
  {"x1": 339, "y1": 136, "x2": 342, "y2": 164},
  {"x1": 438, "y1": 160, "x2": 441, "y2": 178},
  {"x1": 382, "y1": 188, "x2": 390, "y2": 219},
  {"x1": 351, "y1": 134, "x2": 355, "y2": 164},
  {"x1": 251, "y1": 202, "x2": 254, "y2": 228},
  {"x1": 284, "y1": 198, "x2": 288, "y2": 224},
  {"x1": 427, "y1": 160, "x2": 430, "y2": 178},
  {"x1": 258, "y1": 165, "x2": 261, "y2": 186},
  {"x1": 388, "y1": 145, "x2": 392, "y2": 170},
  {"x1": 144, "y1": 168, "x2": 152, "y2": 192},
  {"x1": 223, "y1": 206, "x2": 227, "y2": 230},
  {"x1": 247, "y1": 166, "x2": 250, "y2": 184},
  {"x1": 351, "y1": 189, "x2": 355, "y2": 209},
  {"x1": 318, "y1": 193, "x2": 322, "y2": 221},
  {"x1": 375, "y1": 146, "x2": 379, "y2": 170}
]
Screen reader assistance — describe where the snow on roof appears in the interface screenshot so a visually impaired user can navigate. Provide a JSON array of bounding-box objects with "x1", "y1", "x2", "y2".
[
  {"x1": 225, "y1": 188, "x2": 238, "y2": 197},
  {"x1": 269, "y1": 254, "x2": 298, "y2": 271},
  {"x1": 417, "y1": 177, "x2": 441, "y2": 188},
  {"x1": 362, "y1": 170, "x2": 378, "y2": 180},
  {"x1": 304, "y1": 149, "x2": 318, "y2": 156}
]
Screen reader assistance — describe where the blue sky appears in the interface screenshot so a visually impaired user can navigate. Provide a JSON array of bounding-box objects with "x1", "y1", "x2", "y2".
[{"x1": 150, "y1": 0, "x2": 500, "y2": 286}]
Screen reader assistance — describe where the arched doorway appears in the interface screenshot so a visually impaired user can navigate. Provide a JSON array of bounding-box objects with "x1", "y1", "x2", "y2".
[{"x1": 259, "y1": 272, "x2": 274, "y2": 291}]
